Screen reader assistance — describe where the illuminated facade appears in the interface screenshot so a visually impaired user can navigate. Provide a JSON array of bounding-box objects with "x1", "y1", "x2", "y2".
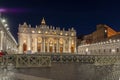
[
  {"x1": 0, "y1": 17, "x2": 18, "y2": 54},
  {"x1": 18, "y1": 18, "x2": 76, "y2": 54},
  {"x1": 78, "y1": 39, "x2": 120, "y2": 55},
  {"x1": 78, "y1": 24, "x2": 120, "y2": 55},
  {"x1": 82, "y1": 24, "x2": 120, "y2": 44}
]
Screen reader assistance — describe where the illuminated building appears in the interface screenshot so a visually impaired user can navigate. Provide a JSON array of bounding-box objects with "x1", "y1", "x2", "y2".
[
  {"x1": 82, "y1": 24, "x2": 120, "y2": 44},
  {"x1": 78, "y1": 24, "x2": 120, "y2": 55},
  {"x1": 78, "y1": 39, "x2": 120, "y2": 55},
  {"x1": 18, "y1": 18, "x2": 76, "y2": 54},
  {"x1": 0, "y1": 17, "x2": 18, "y2": 54}
]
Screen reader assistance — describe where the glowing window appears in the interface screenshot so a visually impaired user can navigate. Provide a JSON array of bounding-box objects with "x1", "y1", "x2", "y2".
[
  {"x1": 38, "y1": 31, "x2": 41, "y2": 33},
  {"x1": 65, "y1": 33, "x2": 68, "y2": 36},
  {"x1": 105, "y1": 30, "x2": 107, "y2": 33},
  {"x1": 71, "y1": 33, "x2": 74, "y2": 36},
  {"x1": 32, "y1": 30, "x2": 35, "y2": 33},
  {"x1": 45, "y1": 31, "x2": 48, "y2": 34},
  {"x1": 24, "y1": 40, "x2": 26, "y2": 43},
  {"x1": 60, "y1": 32, "x2": 62, "y2": 35}
]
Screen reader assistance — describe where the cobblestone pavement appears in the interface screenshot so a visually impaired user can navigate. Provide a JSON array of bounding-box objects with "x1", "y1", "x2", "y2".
[
  {"x1": 16, "y1": 63, "x2": 120, "y2": 80},
  {"x1": 15, "y1": 73, "x2": 52, "y2": 80}
]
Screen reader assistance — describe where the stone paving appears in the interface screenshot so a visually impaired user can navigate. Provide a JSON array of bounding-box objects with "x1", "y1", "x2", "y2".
[
  {"x1": 15, "y1": 73, "x2": 52, "y2": 80},
  {"x1": 16, "y1": 63, "x2": 120, "y2": 80}
]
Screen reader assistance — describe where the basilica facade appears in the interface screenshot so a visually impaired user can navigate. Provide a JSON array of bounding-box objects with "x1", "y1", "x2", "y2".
[{"x1": 18, "y1": 18, "x2": 76, "y2": 54}]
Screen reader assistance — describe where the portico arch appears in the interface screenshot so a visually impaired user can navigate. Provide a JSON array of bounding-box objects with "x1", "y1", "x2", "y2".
[
  {"x1": 71, "y1": 40, "x2": 75, "y2": 53},
  {"x1": 23, "y1": 43, "x2": 27, "y2": 53},
  {"x1": 59, "y1": 38, "x2": 64, "y2": 53},
  {"x1": 37, "y1": 37, "x2": 42, "y2": 52},
  {"x1": 48, "y1": 38, "x2": 54, "y2": 53}
]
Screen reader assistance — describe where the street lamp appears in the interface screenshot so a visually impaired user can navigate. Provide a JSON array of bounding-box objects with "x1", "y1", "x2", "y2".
[
  {"x1": 7, "y1": 27, "x2": 9, "y2": 30},
  {"x1": 4, "y1": 24, "x2": 8, "y2": 27},
  {"x1": 2, "y1": 19, "x2": 6, "y2": 23}
]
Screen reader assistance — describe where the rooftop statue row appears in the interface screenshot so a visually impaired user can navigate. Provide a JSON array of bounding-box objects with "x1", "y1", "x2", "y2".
[{"x1": 18, "y1": 18, "x2": 76, "y2": 36}]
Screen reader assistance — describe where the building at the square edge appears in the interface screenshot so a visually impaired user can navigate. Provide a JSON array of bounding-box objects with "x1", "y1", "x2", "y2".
[
  {"x1": 0, "y1": 16, "x2": 18, "y2": 54},
  {"x1": 78, "y1": 24, "x2": 120, "y2": 55},
  {"x1": 18, "y1": 18, "x2": 77, "y2": 54}
]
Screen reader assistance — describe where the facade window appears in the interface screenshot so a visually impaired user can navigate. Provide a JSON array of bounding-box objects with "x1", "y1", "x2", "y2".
[
  {"x1": 109, "y1": 49, "x2": 111, "y2": 52},
  {"x1": 32, "y1": 30, "x2": 35, "y2": 33},
  {"x1": 71, "y1": 33, "x2": 74, "y2": 36},
  {"x1": 60, "y1": 32, "x2": 63, "y2": 35},
  {"x1": 65, "y1": 33, "x2": 68, "y2": 36},
  {"x1": 104, "y1": 49, "x2": 105, "y2": 52},
  {"x1": 37, "y1": 37, "x2": 42, "y2": 52},
  {"x1": 117, "y1": 48, "x2": 119, "y2": 52},
  {"x1": 38, "y1": 31, "x2": 41, "y2": 33},
  {"x1": 54, "y1": 44, "x2": 56, "y2": 53},
  {"x1": 105, "y1": 30, "x2": 107, "y2": 33},
  {"x1": 45, "y1": 43, "x2": 47, "y2": 52},
  {"x1": 99, "y1": 49, "x2": 100, "y2": 53},
  {"x1": 54, "y1": 32, "x2": 56, "y2": 35},
  {"x1": 23, "y1": 43, "x2": 27, "y2": 53},
  {"x1": 45, "y1": 31, "x2": 48, "y2": 34}
]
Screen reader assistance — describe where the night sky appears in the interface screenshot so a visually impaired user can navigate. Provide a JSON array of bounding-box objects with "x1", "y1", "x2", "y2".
[{"x1": 0, "y1": 0, "x2": 120, "y2": 42}]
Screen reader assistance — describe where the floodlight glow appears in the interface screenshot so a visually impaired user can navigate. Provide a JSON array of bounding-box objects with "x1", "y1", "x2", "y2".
[
  {"x1": 2, "y1": 19, "x2": 6, "y2": 23},
  {"x1": 117, "y1": 39, "x2": 120, "y2": 42},
  {"x1": 7, "y1": 27, "x2": 9, "y2": 30},
  {"x1": 86, "y1": 48, "x2": 88, "y2": 52},
  {"x1": 112, "y1": 49, "x2": 115, "y2": 53},
  {"x1": 4, "y1": 24, "x2": 8, "y2": 27}
]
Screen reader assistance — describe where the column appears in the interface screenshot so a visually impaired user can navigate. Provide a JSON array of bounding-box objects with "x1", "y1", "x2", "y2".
[
  {"x1": 69, "y1": 38, "x2": 71, "y2": 53},
  {"x1": 0, "y1": 31, "x2": 3, "y2": 50},
  {"x1": 63, "y1": 41, "x2": 65, "y2": 53},
  {"x1": 41, "y1": 37, "x2": 44, "y2": 52},
  {"x1": 43, "y1": 37, "x2": 45, "y2": 53},
  {"x1": 48, "y1": 43, "x2": 49, "y2": 52},
  {"x1": 27, "y1": 34, "x2": 31, "y2": 51},
  {"x1": 19, "y1": 35, "x2": 23, "y2": 53},
  {"x1": 57, "y1": 38, "x2": 59, "y2": 53},
  {"x1": 0, "y1": 31, "x2": 1, "y2": 50},
  {"x1": 3, "y1": 33, "x2": 6, "y2": 51},
  {"x1": 35, "y1": 38, "x2": 37, "y2": 52},
  {"x1": 74, "y1": 38, "x2": 76, "y2": 53},
  {"x1": 2, "y1": 32, "x2": 5, "y2": 51}
]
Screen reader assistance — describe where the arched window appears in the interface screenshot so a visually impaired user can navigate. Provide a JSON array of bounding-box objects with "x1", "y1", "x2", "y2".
[
  {"x1": 23, "y1": 43, "x2": 27, "y2": 53},
  {"x1": 117, "y1": 48, "x2": 119, "y2": 52},
  {"x1": 37, "y1": 37, "x2": 42, "y2": 52},
  {"x1": 71, "y1": 40, "x2": 75, "y2": 53},
  {"x1": 48, "y1": 38, "x2": 54, "y2": 53},
  {"x1": 59, "y1": 38, "x2": 64, "y2": 53}
]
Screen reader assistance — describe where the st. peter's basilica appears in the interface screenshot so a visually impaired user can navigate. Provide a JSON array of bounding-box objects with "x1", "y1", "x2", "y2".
[{"x1": 18, "y1": 18, "x2": 76, "y2": 54}]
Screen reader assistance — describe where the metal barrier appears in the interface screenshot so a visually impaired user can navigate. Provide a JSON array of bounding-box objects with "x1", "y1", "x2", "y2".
[
  {"x1": 50, "y1": 54, "x2": 120, "y2": 65},
  {"x1": 1, "y1": 54, "x2": 51, "y2": 68},
  {"x1": 0, "y1": 54, "x2": 120, "y2": 67}
]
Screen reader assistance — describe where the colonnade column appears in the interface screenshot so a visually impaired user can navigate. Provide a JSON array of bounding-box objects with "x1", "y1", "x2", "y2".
[
  {"x1": 69, "y1": 38, "x2": 71, "y2": 53},
  {"x1": 18, "y1": 35, "x2": 22, "y2": 53},
  {"x1": 41, "y1": 37, "x2": 44, "y2": 52},
  {"x1": 43, "y1": 37, "x2": 45, "y2": 53},
  {"x1": 74, "y1": 38, "x2": 76, "y2": 53},
  {"x1": 57, "y1": 38, "x2": 59, "y2": 53},
  {"x1": 27, "y1": 34, "x2": 31, "y2": 51},
  {"x1": 3, "y1": 33, "x2": 6, "y2": 51},
  {"x1": 63, "y1": 42, "x2": 65, "y2": 53},
  {"x1": 0, "y1": 31, "x2": 3, "y2": 50},
  {"x1": 48, "y1": 43, "x2": 49, "y2": 52},
  {"x1": 35, "y1": 38, "x2": 37, "y2": 52}
]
